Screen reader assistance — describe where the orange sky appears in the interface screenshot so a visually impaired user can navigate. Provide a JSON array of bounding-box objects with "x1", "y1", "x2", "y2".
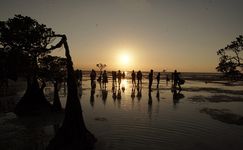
[{"x1": 1, "y1": 0, "x2": 243, "y2": 72}]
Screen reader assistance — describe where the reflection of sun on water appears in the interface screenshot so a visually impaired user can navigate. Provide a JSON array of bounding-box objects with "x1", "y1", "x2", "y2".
[{"x1": 121, "y1": 79, "x2": 128, "y2": 89}]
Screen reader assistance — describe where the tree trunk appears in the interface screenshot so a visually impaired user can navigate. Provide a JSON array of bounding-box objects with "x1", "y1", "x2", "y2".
[
  {"x1": 14, "y1": 76, "x2": 52, "y2": 116},
  {"x1": 52, "y1": 82, "x2": 63, "y2": 112},
  {"x1": 47, "y1": 35, "x2": 96, "y2": 150}
]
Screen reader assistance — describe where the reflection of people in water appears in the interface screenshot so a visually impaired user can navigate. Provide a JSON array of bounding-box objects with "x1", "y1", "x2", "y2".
[
  {"x1": 172, "y1": 89, "x2": 184, "y2": 106},
  {"x1": 102, "y1": 89, "x2": 108, "y2": 105},
  {"x1": 148, "y1": 90, "x2": 152, "y2": 119},
  {"x1": 136, "y1": 86, "x2": 142, "y2": 100},
  {"x1": 156, "y1": 89, "x2": 160, "y2": 101},
  {"x1": 90, "y1": 88, "x2": 95, "y2": 107},
  {"x1": 131, "y1": 87, "x2": 135, "y2": 100},
  {"x1": 122, "y1": 85, "x2": 125, "y2": 92},
  {"x1": 112, "y1": 85, "x2": 117, "y2": 101},
  {"x1": 148, "y1": 90, "x2": 152, "y2": 105},
  {"x1": 117, "y1": 88, "x2": 122, "y2": 108},
  {"x1": 117, "y1": 88, "x2": 121, "y2": 100},
  {"x1": 102, "y1": 70, "x2": 108, "y2": 89}
]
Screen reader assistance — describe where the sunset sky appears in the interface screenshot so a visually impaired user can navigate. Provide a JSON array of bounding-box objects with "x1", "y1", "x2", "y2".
[{"x1": 1, "y1": 0, "x2": 243, "y2": 72}]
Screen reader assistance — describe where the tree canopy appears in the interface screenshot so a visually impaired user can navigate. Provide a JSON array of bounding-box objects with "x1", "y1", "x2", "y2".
[
  {"x1": 0, "y1": 15, "x2": 59, "y2": 115},
  {"x1": 0, "y1": 14, "x2": 56, "y2": 79},
  {"x1": 216, "y1": 35, "x2": 243, "y2": 80}
]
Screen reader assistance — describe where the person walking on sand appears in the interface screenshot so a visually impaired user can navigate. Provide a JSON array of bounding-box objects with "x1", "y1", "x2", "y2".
[
  {"x1": 131, "y1": 70, "x2": 136, "y2": 86},
  {"x1": 173, "y1": 70, "x2": 182, "y2": 91},
  {"x1": 156, "y1": 72, "x2": 160, "y2": 89},
  {"x1": 148, "y1": 69, "x2": 154, "y2": 91}
]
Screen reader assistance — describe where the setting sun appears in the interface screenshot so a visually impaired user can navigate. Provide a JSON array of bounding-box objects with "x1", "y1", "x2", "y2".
[
  {"x1": 115, "y1": 50, "x2": 135, "y2": 70},
  {"x1": 119, "y1": 53, "x2": 130, "y2": 65}
]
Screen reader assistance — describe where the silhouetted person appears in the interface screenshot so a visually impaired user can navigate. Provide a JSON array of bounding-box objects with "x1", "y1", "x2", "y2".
[
  {"x1": 102, "y1": 70, "x2": 108, "y2": 89},
  {"x1": 172, "y1": 89, "x2": 184, "y2": 106},
  {"x1": 137, "y1": 70, "x2": 143, "y2": 87},
  {"x1": 148, "y1": 69, "x2": 154, "y2": 91},
  {"x1": 117, "y1": 70, "x2": 122, "y2": 87},
  {"x1": 112, "y1": 71, "x2": 117, "y2": 86},
  {"x1": 122, "y1": 71, "x2": 125, "y2": 79},
  {"x1": 90, "y1": 69, "x2": 97, "y2": 89},
  {"x1": 172, "y1": 70, "x2": 182, "y2": 91},
  {"x1": 131, "y1": 70, "x2": 136, "y2": 86},
  {"x1": 156, "y1": 72, "x2": 160, "y2": 89}
]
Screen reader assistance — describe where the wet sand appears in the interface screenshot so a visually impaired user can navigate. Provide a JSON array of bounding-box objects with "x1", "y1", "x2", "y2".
[{"x1": 0, "y1": 75, "x2": 243, "y2": 150}]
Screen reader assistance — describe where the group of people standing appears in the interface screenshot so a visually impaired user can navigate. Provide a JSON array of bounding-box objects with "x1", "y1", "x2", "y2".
[
  {"x1": 131, "y1": 70, "x2": 143, "y2": 86},
  {"x1": 90, "y1": 69, "x2": 126, "y2": 89},
  {"x1": 111, "y1": 70, "x2": 125, "y2": 87},
  {"x1": 88, "y1": 69, "x2": 184, "y2": 91}
]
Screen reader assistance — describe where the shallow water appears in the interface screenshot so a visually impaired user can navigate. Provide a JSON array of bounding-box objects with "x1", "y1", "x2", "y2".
[
  {"x1": 79, "y1": 78, "x2": 243, "y2": 150},
  {"x1": 0, "y1": 76, "x2": 243, "y2": 150}
]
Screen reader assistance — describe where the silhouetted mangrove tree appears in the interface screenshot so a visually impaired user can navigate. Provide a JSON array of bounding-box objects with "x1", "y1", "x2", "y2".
[
  {"x1": 0, "y1": 15, "x2": 57, "y2": 115},
  {"x1": 216, "y1": 35, "x2": 243, "y2": 80}
]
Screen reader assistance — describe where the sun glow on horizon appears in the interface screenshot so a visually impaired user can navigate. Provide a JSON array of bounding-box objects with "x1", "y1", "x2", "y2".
[
  {"x1": 117, "y1": 51, "x2": 133, "y2": 69},
  {"x1": 119, "y1": 54, "x2": 130, "y2": 65}
]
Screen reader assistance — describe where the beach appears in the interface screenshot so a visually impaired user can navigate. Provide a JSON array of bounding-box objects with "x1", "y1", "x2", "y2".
[{"x1": 0, "y1": 72, "x2": 243, "y2": 150}]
